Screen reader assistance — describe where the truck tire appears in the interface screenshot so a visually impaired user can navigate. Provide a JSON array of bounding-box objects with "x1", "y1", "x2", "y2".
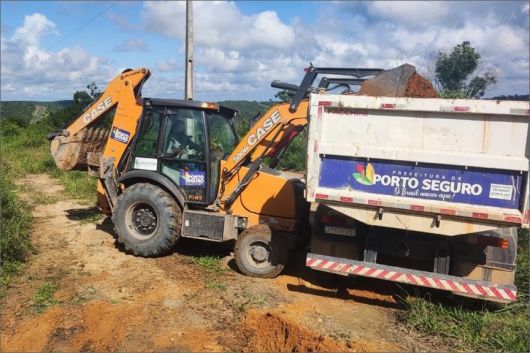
[
  {"x1": 113, "y1": 183, "x2": 181, "y2": 257},
  {"x1": 234, "y1": 225, "x2": 287, "y2": 278}
]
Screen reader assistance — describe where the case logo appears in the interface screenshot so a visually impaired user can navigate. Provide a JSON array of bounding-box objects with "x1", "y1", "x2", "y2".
[{"x1": 82, "y1": 96, "x2": 113, "y2": 124}]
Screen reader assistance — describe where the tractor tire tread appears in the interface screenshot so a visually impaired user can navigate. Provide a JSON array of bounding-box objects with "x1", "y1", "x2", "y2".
[
  {"x1": 112, "y1": 183, "x2": 181, "y2": 257},
  {"x1": 234, "y1": 225, "x2": 286, "y2": 279}
]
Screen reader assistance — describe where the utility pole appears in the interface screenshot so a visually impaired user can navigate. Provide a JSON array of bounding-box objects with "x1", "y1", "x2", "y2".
[{"x1": 184, "y1": 0, "x2": 194, "y2": 100}]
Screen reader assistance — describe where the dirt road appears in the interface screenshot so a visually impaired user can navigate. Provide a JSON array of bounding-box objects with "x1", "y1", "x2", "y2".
[{"x1": 1, "y1": 174, "x2": 427, "y2": 352}]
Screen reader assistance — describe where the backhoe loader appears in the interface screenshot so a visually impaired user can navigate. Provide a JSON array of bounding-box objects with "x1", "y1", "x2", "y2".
[{"x1": 48, "y1": 64, "x2": 428, "y2": 277}]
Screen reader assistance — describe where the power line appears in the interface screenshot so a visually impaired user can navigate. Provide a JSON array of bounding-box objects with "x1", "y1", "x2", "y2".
[{"x1": 45, "y1": 1, "x2": 119, "y2": 51}]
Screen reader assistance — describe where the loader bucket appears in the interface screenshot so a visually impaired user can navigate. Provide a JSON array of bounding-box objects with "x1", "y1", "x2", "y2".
[
  {"x1": 50, "y1": 127, "x2": 109, "y2": 171},
  {"x1": 359, "y1": 63, "x2": 437, "y2": 98}
]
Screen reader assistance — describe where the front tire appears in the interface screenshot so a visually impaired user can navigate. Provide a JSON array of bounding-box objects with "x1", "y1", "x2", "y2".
[
  {"x1": 234, "y1": 225, "x2": 287, "y2": 278},
  {"x1": 113, "y1": 183, "x2": 181, "y2": 257}
]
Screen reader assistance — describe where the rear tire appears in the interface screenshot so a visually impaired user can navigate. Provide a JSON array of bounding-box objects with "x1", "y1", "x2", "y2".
[
  {"x1": 113, "y1": 183, "x2": 181, "y2": 257},
  {"x1": 234, "y1": 225, "x2": 287, "y2": 278}
]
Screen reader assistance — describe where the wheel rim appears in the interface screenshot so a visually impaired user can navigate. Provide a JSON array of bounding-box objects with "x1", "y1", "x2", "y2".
[
  {"x1": 246, "y1": 240, "x2": 273, "y2": 269},
  {"x1": 125, "y1": 202, "x2": 159, "y2": 239}
]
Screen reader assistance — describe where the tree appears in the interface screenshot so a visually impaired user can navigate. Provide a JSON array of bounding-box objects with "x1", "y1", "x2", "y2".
[
  {"x1": 73, "y1": 91, "x2": 92, "y2": 107},
  {"x1": 435, "y1": 41, "x2": 497, "y2": 98},
  {"x1": 50, "y1": 82, "x2": 105, "y2": 128},
  {"x1": 86, "y1": 82, "x2": 102, "y2": 100},
  {"x1": 274, "y1": 90, "x2": 291, "y2": 102}
]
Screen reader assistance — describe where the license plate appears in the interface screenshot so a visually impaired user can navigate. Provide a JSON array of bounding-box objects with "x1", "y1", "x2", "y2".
[{"x1": 324, "y1": 225, "x2": 356, "y2": 236}]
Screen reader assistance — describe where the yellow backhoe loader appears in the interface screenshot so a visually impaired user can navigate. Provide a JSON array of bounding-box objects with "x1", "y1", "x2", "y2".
[{"x1": 48, "y1": 64, "x2": 427, "y2": 277}]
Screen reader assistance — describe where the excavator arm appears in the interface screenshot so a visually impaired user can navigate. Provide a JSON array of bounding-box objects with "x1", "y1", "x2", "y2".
[
  {"x1": 49, "y1": 67, "x2": 150, "y2": 171},
  {"x1": 218, "y1": 63, "x2": 431, "y2": 207},
  {"x1": 220, "y1": 100, "x2": 309, "y2": 206}
]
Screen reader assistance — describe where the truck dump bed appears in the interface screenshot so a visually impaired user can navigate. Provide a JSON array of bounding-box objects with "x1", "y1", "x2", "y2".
[{"x1": 306, "y1": 94, "x2": 530, "y2": 235}]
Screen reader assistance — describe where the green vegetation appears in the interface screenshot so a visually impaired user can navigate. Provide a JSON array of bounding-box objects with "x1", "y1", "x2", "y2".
[
  {"x1": 275, "y1": 130, "x2": 307, "y2": 171},
  {"x1": 0, "y1": 101, "x2": 68, "y2": 127},
  {"x1": 1, "y1": 121, "x2": 97, "y2": 203},
  {"x1": 435, "y1": 41, "x2": 497, "y2": 98},
  {"x1": 399, "y1": 229, "x2": 529, "y2": 352},
  {"x1": 191, "y1": 255, "x2": 227, "y2": 291},
  {"x1": 221, "y1": 100, "x2": 307, "y2": 171},
  {"x1": 0, "y1": 171, "x2": 33, "y2": 294},
  {"x1": 191, "y1": 255, "x2": 224, "y2": 274},
  {"x1": 234, "y1": 285, "x2": 267, "y2": 312},
  {"x1": 32, "y1": 282, "x2": 59, "y2": 313}
]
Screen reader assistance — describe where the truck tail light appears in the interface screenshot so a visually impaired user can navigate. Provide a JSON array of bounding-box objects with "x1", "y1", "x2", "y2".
[
  {"x1": 477, "y1": 236, "x2": 509, "y2": 249},
  {"x1": 320, "y1": 213, "x2": 355, "y2": 228}
]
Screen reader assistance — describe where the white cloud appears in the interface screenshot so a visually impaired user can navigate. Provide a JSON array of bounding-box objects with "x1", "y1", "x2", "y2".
[
  {"x1": 142, "y1": 2, "x2": 295, "y2": 51},
  {"x1": 12, "y1": 13, "x2": 58, "y2": 46},
  {"x1": 366, "y1": 2, "x2": 451, "y2": 27},
  {"x1": 1, "y1": 13, "x2": 113, "y2": 99}
]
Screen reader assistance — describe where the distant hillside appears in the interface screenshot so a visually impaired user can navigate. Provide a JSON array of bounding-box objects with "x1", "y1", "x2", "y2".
[
  {"x1": 0, "y1": 99, "x2": 274, "y2": 132},
  {"x1": 490, "y1": 94, "x2": 529, "y2": 101},
  {"x1": 1, "y1": 101, "x2": 69, "y2": 126}
]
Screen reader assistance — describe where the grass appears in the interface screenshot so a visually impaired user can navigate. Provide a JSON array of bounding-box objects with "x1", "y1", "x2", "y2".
[
  {"x1": 398, "y1": 229, "x2": 530, "y2": 352},
  {"x1": 191, "y1": 255, "x2": 227, "y2": 291},
  {"x1": 73, "y1": 285, "x2": 97, "y2": 303},
  {"x1": 0, "y1": 169, "x2": 33, "y2": 295},
  {"x1": 32, "y1": 282, "x2": 59, "y2": 313},
  {"x1": 235, "y1": 289, "x2": 267, "y2": 312},
  {"x1": 191, "y1": 255, "x2": 224, "y2": 274},
  {"x1": 1, "y1": 120, "x2": 96, "y2": 204}
]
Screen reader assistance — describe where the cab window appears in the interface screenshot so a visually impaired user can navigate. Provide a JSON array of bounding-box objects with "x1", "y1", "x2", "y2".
[{"x1": 160, "y1": 109, "x2": 207, "y2": 203}]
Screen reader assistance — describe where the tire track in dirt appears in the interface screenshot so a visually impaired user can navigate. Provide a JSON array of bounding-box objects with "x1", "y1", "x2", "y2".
[{"x1": 1, "y1": 174, "x2": 425, "y2": 352}]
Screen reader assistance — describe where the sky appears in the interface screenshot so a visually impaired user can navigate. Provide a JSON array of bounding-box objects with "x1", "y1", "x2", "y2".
[{"x1": 1, "y1": 1, "x2": 529, "y2": 101}]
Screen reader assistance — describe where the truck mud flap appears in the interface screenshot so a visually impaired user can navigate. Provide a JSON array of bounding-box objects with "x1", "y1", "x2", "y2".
[{"x1": 306, "y1": 253, "x2": 517, "y2": 303}]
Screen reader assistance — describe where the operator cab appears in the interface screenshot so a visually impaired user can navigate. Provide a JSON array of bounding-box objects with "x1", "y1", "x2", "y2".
[{"x1": 125, "y1": 98, "x2": 239, "y2": 205}]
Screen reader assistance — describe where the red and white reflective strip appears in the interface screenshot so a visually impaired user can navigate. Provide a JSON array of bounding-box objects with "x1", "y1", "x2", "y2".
[
  {"x1": 313, "y1": 192, "x2": 524, "y2": 225},
  {"x1": 306, "y1": 254, "x2": 517, "y2": 302},
  {"x1": 440, "y1": 105, "x2": 471, "y2": 112}
]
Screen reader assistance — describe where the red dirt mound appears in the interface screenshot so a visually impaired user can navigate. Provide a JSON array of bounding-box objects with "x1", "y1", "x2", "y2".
[
  {"x1": 243, "y1": 311, "x2": 354, "y2": 352},
  {"x1": 404, "y1": 73, "x2": 438, "y2": 98}
]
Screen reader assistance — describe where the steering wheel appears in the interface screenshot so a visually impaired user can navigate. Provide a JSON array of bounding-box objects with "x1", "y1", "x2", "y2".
[{"x1": 169, "y1": 145, "x2": 186, "y2": 158}]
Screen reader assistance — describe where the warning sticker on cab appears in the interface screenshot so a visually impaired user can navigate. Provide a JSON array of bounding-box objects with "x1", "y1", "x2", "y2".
[{"x1": 134, "y1": 157, "x2": 157, "y2": 171}]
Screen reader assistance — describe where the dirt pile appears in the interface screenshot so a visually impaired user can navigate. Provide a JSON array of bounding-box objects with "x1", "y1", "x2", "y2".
[
  {"x1": 404, "y1": 73, "x2": 438, "y2": 98},
  {"x1": 359, "y1": 63, "x2": 437, "y2": 98},
  {"x1": 243, "y1": 311, "x2": 353, "y2": 352}
]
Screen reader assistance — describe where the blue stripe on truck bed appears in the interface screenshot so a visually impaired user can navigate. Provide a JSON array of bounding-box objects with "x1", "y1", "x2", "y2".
[{"x1": 318, "y1": 157, "x2": 524, "y2": 209}]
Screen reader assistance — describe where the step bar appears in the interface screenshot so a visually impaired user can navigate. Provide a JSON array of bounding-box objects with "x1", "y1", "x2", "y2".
[{"x1": 306, "y1": 253, "x2": 517, "y2": 303}]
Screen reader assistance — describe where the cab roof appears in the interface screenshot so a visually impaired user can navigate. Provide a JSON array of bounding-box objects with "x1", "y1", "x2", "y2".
[{"x1": 141, "y1": 98, "x2": 238, "y2": 118}]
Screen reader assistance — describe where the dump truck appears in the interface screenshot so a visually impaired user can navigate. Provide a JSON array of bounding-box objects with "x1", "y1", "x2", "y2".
[
  {"x1": 49, "y1": 65, "x2": 417, "y2": 278},
  {"x1": 300, "y1": 92, "x2": 529, "y2": 303}
]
